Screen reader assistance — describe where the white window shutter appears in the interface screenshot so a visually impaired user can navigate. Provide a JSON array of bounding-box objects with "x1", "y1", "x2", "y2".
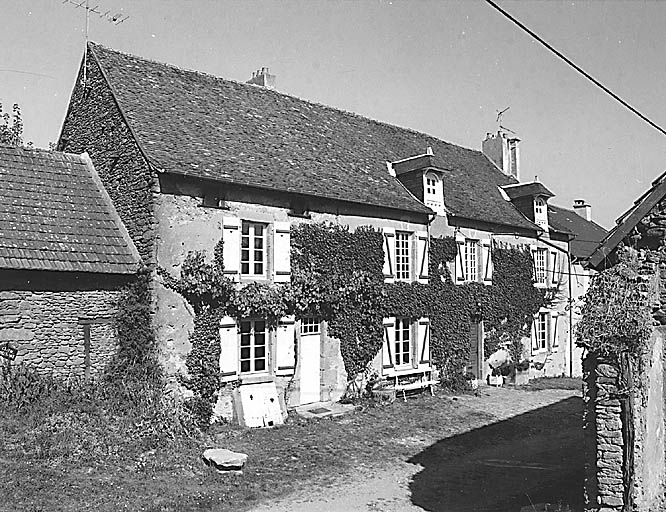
[
  {"x1": 529, "y1": 244, "x2": 538, "y2": 282},
  {"x1": 382, "y1": 317, "x2": 396, "y2": 376},
  {"x1": 222, "y1": 216, "x2": 241, "y2": 280},
  {"x1": 275, "y1": 315, "x2": 296, "y2": 376},
  {"x1": 382, "y1": 227, "x2": 396, "y2": 283},
  {"x1": 531, "y1": 315, "x2": 539, "y2": 355},
  {"x1": 550, "y1": 250, "x2": 559, "y2": 286},
  {"x1": 273, "y1": 221, "x2": 291, "y2": 283},
  {"x1": 219, "y1": 316, "x2": 239, "y2": 382},
  {"x1": 455, "y1": 241, "x2": 465, "y2": 282},
  {"x1": 481, "y1": 239, "x2": 493, "y2": 286},
  {"x1": 415, "y1": 231, "x2": 429, "y2": 284},
  {"x1": 551, "y1": 312, "x2": 559, "y2": 348},
  {"x1": 417, "y1": 317, "x2": 431, "y2": 367}
]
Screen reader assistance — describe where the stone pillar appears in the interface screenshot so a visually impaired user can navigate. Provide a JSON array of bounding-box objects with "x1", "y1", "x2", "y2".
[{"x1": 583, "y1": 354, "x2": 626, "y2": 511}]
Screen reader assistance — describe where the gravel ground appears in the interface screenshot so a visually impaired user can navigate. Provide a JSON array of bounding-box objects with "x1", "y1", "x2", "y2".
[{"x1": 249, "y1": 386, "x2": 582, "y2": 512}]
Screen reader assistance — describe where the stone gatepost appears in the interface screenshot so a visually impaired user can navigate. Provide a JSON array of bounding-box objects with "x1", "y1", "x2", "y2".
[{"x1": 583, "y1": 329, "x2": 665, "y2": 512}]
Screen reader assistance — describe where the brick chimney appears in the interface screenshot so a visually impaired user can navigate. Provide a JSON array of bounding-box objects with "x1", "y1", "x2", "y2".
[
  {"x1": 482, "y1": 131, "x2": 520, "y2": 181},
  {"x1": 573, "y1": 199, "x2": 592, "y2": 221},
  {"x1": 246, "y1": 67, "x2": 276, "y2": 89}
]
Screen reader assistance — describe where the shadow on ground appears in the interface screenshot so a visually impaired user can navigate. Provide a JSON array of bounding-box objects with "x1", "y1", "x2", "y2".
[{"x1": 408, "y1": 396, "x2": 583, "y2": 512}]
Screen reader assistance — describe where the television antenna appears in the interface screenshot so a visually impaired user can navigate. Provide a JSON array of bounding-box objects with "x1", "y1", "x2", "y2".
[
  {"x1": 61, "y1": 0, "x2": 130, "y2": 86},
  {"x1": 495, "y1": 106, "x2": 517, "y2": 135}
]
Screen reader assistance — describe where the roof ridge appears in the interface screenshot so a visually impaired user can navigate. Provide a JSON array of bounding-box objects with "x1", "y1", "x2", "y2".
[{"x1": 88, "y1": 42, "x2": 490, "y2": 158}]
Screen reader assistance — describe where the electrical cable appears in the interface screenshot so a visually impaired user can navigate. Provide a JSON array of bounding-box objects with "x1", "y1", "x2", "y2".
[{"x1": 484, "y1": 0, "x2": 666, "y2": 138}]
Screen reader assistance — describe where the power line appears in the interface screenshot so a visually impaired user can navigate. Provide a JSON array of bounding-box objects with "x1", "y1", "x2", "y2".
[{"x1": 484, "y1": 0, "x2": 666, "y2": 138}]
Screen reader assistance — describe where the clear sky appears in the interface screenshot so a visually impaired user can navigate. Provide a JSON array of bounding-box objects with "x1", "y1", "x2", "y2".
[{"x1": 3, "y1": 0, "x2": 666, "y2": 230}]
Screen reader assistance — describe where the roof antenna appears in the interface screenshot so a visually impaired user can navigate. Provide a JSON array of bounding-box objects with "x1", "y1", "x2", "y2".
[
  {"x1": 61, "y1": 1, "x2": 131, "y2": 87},
  {"x1": 495, "y1": 106, "x2": 517, "y2": 135}
]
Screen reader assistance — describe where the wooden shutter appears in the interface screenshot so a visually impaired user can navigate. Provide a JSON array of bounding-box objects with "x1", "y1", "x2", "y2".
[
  {"x1": 550, "y1": 312, "x2": 559, "y2": 348},
  {"x1": 275, "y1": 316, "x2": 295, "y2": 376},
  {"x1": 273, "y1": 221, "x2": 291, "y2": 283},
  {"x1": 529, "y1": 244, "x2": 538, "y2": 283},
  {"x1": 382, "y1": 227, "x2": 396, "y2": 283},
  {"x1": 550, "y1": 250, "x2": 559, "y2": 286},
  {"x1": 417, "y1": 317, "x2": 431, "y2": 368},
  {"x1": 531, "y1": 315, "x2": 539, "y2": 355},
  {"x1": 219, "y1": 316, "x2": 239, "y2": 382},
  {"x1": 222, "y1": 216, "x2": 241, "y2": 280},
  {"x1": 481, "y1": 239, "x2": 493, "y2": 285},
  {"x1": 455, "y1": 241, "x2": 465, "y2": 282},
  {"x1": 382, "y1": 317, "x2": 396, "y2": 376},
  {"x1": 415, "y1": 231, "x2": 429, "y2": 284}
]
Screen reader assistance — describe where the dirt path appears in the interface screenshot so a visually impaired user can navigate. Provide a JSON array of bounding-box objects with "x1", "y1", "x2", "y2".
[{"x1": 248, "y1": 387, "x2": 582, "y2": 512}]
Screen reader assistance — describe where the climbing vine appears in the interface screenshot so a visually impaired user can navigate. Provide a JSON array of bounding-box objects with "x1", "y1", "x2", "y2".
[
  {"x1": 162, "y1": 224, "x2": 549, "y2": 422},
  {"x1": 576, "y1": 248, "x2": 656, "y2": 360}
]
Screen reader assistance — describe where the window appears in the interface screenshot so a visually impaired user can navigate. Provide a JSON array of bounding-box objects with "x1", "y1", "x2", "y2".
[
  {"x1": 241, "y1": 221, "x2": 266, "y2": 276},
  {"x1": 464, "y1": 240, "x2": 478, "y2": 282},
  {"x1": 534, "y1": 248, "x2": 547, "y2": 285},
  {"x1": 395, "y1": 232, "x2": 411, "y2": 281},
  {"x1": 533, "y1": 312, "x2": 548, "y2": 353},
  {"x1": 300, "y1": 317, "x2": 320, "y2": 335},
  {"x1": 425, "y1": 176, "x2": 437, "y2": 196},
  {"x1": 394, "y1": 318, "x2": 411, "y2": 367},
  {"x1": 534, "y1": 198, "x2": 548, "y2": 228},
  {"x1": 240, "y1": 319, "x2": 267, "y2": 373}
]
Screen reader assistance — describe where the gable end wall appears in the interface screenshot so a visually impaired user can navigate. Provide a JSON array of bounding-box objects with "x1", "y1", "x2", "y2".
[{"x1": 58, "y1": 53, "x2": 156, "y2": 265}]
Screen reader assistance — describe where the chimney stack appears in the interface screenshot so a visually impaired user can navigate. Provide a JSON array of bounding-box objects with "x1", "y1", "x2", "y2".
[
  {"x1": 482, "y1": 130, "x2": 520, "y2": 181},
  {"x1": 573, "y1": 199, "x2": 592, "y2": 221},
  {"x1": 246, "y1": 67, "x2": 276, "y2": 89}
]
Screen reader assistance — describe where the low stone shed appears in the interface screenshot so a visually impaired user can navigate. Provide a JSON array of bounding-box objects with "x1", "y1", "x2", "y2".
[{"x1": 0, "y1": 146, "x2": 140, "y2": 377}]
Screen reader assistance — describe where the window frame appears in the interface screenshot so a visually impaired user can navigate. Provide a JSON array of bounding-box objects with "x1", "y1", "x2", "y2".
[
  {"x1": 534, "y1": 247, "x2": 548, "y2": 285},
  {"x1": 300, "y1": 317, "x2": 321, "y2": 335},
  {"x1": 394, "y1": 231, "x2": 411, "y2": 282},
  {"x1": 241, "y1": 221, "x2": 267, "y2": 278},
  {"x1": 533, "y1": 311, "x2": 549, "y2": 354},
  {"x1": 464, "y1": 239, "x2": 479, "y2": 283},
  {"x1": 239, "y1": 318, "x2": 269, "y2": 374},
  {"x1": 394, "y1": 317, "x2": 412, "y2": 368}
]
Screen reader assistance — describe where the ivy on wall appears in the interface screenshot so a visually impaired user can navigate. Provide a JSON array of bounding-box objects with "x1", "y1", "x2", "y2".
[
  {"x1": 577, "y1": 248, "x2": 656, "y2": 360},
  {"x1": 160, "y1": 224, "x2": 547, "y2": 424}
]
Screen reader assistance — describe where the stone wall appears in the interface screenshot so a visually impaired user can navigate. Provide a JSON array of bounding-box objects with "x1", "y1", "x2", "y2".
[
  {"x1": 583, "y1": 329, "x2": 665, "y2": 512},
  {"x1": 58, "y1": 48, "x2": 157, "y2": 265},
  {"x1": 0, "y1": 283, "x2": 122, "y2": 378}
]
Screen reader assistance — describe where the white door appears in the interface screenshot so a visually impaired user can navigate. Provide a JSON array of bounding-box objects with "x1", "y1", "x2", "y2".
[{"x1": 299, "y1": 318, "x2": 321, "y2": 405}]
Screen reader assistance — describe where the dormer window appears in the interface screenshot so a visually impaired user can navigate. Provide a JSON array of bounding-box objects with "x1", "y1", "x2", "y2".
[
  {"x1": 423, "y1": 172, "x2": 444, "y2": 213},
  {"x1": 534, "y1": 197, "x2": 548, "y2": 229}
]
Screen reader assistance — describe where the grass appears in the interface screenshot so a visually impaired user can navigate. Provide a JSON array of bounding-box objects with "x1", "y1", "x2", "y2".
[{"x1": 0, "y1": 365, "x2": 582, "y2": 512}]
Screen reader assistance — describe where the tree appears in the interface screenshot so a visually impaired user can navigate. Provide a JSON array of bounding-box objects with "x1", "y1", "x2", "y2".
[{"x1": 0, "y1": 102, "x2": 24, "y2": 146}]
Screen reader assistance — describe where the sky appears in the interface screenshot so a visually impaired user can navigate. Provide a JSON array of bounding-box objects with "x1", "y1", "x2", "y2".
[{"x1": 3, "y1": 0, "x2": 666, "y2": 230}]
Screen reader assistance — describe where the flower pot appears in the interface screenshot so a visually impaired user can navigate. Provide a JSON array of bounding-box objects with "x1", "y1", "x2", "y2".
[
  {"x1": 487, "y1": 375, "x2": 504, "y2": 387},
  {"x1": 513, "y1": 369, "x2": 530, "y2": 386}
]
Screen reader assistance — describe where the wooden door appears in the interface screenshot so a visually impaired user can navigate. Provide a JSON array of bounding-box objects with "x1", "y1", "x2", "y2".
[
  {"x1": 467, "y1": 321, "x2": 484, "y2": 380},
  {"x1": 299, "y1": 318, "x2": 321, "y2": 405}
]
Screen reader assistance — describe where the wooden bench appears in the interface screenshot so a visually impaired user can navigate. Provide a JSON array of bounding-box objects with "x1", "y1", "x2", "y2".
[{"x1": 390, "y1": 371, "x2": 436, "y2": 401}]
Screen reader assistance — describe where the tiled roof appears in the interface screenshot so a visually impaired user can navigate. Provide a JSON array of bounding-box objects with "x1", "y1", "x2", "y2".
[
  {"x1": 88, "y1": 43, "x2": 537, "y2": 230},
  {"x1": 0, "y1": 146, "x2": 141, "y2": 274},
  {"x1": 548, "y1": 205, "x2": 608, "y2": 260},
  {"x1": 502, "y1": 181, "x2": 555, "y2": 200},
  {"x1": 588, "y1": 170, "x2": 666, "y2": 270}
]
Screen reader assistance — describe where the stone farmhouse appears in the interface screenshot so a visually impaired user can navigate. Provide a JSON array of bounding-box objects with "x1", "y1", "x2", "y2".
[
  {"x1": 0, "y1": 146, "x2": 140, "y2": 377},
  {"x1": 55, "y1": 43, "x2": 603, "y2": 420}
]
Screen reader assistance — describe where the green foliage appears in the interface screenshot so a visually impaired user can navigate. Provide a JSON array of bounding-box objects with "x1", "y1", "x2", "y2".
[
  {"x1": 229, "y1": 282, "x2": 292, "y2": 328},
  {"x1": 292, "y1": 223, "x2": 385, "y2": 377},
  {"x1": 0, "y1": 362, "x2": 60, "y2": 411},
  {"x1": 0, "y1": 102, "x2": 24, "y2": 146},
  {"x1": 106, "y1": 271, "x2": 162, "y2": 383},
  {"x1": 576, "y1": 249, "x2": 655, "y2": 359},
  {"x1": 427, "y1": 237, "x2": 545, "y2": 389}
]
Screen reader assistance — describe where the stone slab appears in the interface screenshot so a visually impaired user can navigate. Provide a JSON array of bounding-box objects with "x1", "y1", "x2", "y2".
[{"x1": 202, "y1": 448, "x2": 248, "y2": 473}]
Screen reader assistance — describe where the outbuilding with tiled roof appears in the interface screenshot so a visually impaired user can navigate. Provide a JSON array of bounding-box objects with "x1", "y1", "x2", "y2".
[{"x1": 0, "y1": 145, "x2": 140, "y2": 378}]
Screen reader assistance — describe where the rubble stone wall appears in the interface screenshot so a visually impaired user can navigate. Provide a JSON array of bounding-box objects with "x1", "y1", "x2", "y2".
[{"x1": 0, "y1": 274, "x2": 124, "y2": 378}]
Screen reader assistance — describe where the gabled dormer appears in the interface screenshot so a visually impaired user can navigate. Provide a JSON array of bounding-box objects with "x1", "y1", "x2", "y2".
[
  {"x1": 389, "y1": 148, "x2": 446, "y2": 215},
  {"x1": 501, "y1": 181, "x2": 555, "y2": 231}
]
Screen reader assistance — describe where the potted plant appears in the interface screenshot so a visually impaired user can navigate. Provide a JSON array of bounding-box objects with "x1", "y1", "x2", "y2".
[
  {"x1": 488, "y1": 365, "x2": 504, "y2": 387},
  {"x1": 507, "y1": 339, "x2": 530, "y2": 386},
  {"x1": 513, "y1": 359, "x2": 530, "y2": 386}
]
